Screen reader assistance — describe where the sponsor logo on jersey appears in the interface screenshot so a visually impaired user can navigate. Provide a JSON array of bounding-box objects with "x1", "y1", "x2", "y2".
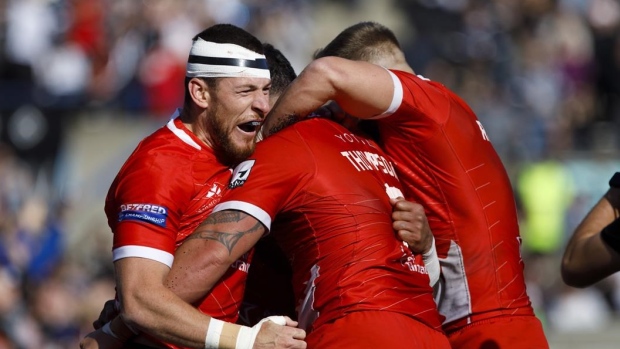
[
  {"x1": 230, "y1": 251, "x2": 251, "y2": 272},
  {"x1": 334, "y1": 132, "x2": 373, "y2": 146},
  {"x1": 400, "y1": 247, "x2": 429, "y2": 275},
  {"x1": 229, "y1": 160, "x2": 255, "y2": 189},
  {"x1": 230, "y1": 259, "x2": 250, "y2": 273},
  {"x1": 118, "y1": 203, "x2": 168, "y2": 228}
]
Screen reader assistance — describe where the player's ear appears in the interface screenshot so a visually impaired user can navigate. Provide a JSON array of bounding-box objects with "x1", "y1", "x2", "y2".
[{"x1": 188, "y1": 77, "x2": 211, "y2": 109}]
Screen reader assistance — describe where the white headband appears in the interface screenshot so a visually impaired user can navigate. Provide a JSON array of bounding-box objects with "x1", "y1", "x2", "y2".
[{"x1": 186, "y1": 39, "x2": 270, "y2": 79}]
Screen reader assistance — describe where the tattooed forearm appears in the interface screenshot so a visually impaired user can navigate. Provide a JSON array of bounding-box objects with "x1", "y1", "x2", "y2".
[
  {"x1": 187, "y1": 211, "x2": 264, "y2": 254},
  {"x1": 202, "y1": 210, "x2": 246, "y2": 225}
]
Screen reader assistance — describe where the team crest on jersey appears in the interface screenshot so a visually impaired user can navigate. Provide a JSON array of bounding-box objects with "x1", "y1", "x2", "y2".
[
  {"x1": 206, "y1": 182, "x2": 224, "y2": 198},
  {"x1": 118, "y1": 203, "x2": 168, "y2": 228},
  {"x1": 198, "y1": 182, "x2": 226, "y2": 213},
  {"x1": 229, "y1": 160, "x2": 255, "y2": 189}
]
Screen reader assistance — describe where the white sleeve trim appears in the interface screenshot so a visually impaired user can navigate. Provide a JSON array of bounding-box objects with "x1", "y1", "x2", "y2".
[
  {"x1": 112, "y1": 245, "x2": 174, "y2": 268},
  {"x1": 213, "y1": 200, "x2": 272, "y2": 232},
  {"x1": 371, "y1": 70, "x2": 403, "y2": 119}
]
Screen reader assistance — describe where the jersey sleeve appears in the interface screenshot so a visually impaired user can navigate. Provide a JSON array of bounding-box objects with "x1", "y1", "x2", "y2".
[
  {"x1": 213, "y1": 130, "x2": 314, "y2": 232},
  {"x1": 372, "y1": 70, "x2": 452, "y2": 141},
  {"x1": 105, "y1": 153, "x2": 192, "y2": 267}
]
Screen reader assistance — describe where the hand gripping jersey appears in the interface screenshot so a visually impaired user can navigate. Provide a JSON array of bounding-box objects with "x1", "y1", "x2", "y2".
[
  {"x1": 213, "y1": 118, "x2": 443, "y2": 334},
  {"x1": 105, "y1": 113, "x2": 251, "y2": 348},
  {"x1": 373, "y1": 70, "x2": 534, "y2": 331}
]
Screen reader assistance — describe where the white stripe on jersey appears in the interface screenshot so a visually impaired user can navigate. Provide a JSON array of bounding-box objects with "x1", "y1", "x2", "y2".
[
  {"x1": 212, "y1": 200, "x2": 273, "y2": 233},
  {"x1": 371, "y1": 69, "x2": 404, "y2": 119},
  {"x1": 113, "y1": 245, "x2": 174, "y2": 268}
]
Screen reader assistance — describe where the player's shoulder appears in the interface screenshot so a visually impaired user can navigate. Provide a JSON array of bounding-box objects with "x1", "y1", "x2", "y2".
[
  {"x1": 130, "y1": 142, "x2": 191, "y2": 171},
  {"x1": 116, "y1": 133, "x2": 203, "y2": 188},
  {"x1": 390, "y1": 69, "x2": 445, "y2": 88},
  {"x1": 131, "y1": 123, "x2": 211, "y2": 164},
  {"x1": 140, "y1": 125, "x2": 195, "y2": 153},
  {"x1": 260, "y1": 118, "x2": 342, "y2": 149},
  {"x1": 290, "y1": 118, "x2": 344, "y2": 136},
  {"x1": 251, "y1": 119, "x2": 334, "y2": 168},
  {"x1": 257, "y1": 119, "x2": 307, "y2": 146}
]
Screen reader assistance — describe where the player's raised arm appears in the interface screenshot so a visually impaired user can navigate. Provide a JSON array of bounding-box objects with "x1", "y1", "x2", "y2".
[{"x1": 262, "y1": 56, "x2": 396, "y2": 137}]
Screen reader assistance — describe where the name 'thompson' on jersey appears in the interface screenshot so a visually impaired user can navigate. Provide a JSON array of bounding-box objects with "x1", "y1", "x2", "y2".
[{"x1": 213, "y1": 118, "x2": 443, "y2": 333}]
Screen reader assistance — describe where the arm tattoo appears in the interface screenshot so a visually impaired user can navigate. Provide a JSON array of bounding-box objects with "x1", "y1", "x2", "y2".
[{"x1": 187, "y1": 211, "x2": 263, "y2": 254}]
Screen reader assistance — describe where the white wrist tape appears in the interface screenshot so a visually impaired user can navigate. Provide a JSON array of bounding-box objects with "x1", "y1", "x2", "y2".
[
  {"x1": 205, "y1": 318, "x2": 225, "y2": 349},
  {"x1": 236, "y1": 316, "x2": 287, "y2": 349},
  {"x1": 423, "y1": 238, "x2": 440, "y2": 287},
  {"x1": 205, "y1": 316, "x2": 286, "y2": 349}
]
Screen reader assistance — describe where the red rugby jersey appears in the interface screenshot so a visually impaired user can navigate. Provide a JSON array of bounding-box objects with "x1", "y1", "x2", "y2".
[
  {"x1": 105, "y1": 113, "x2": 251, "y2": 348},
  {"x1": 373, "y1": 70, "x2": 534, "y2": 330},
  {"x1": 213, "y1": 118, "x2": 443, "y2": 333}
]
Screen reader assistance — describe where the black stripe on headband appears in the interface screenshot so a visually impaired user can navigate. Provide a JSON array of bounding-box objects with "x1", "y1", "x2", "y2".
[{"x1": 188, "y1": 55, "x2": 269, "y2": 70}]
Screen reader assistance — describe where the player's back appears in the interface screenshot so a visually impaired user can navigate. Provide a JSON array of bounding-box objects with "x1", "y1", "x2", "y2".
[
  {"x1": 377, "y1": 70, "x2": 533, "y2": 329},
  {"x1": 225, "y1": 118, "x2": 443, "y2": 333}
]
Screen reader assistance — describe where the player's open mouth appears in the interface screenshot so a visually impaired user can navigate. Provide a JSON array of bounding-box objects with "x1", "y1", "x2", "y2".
[{"x1": 237, "y1": 121, "x2": 262, "y2": 133}]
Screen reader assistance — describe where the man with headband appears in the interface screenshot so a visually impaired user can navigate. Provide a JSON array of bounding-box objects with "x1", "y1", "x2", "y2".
[{"x1": 80, "y1": 24, "x2": 306, "y2": 349}]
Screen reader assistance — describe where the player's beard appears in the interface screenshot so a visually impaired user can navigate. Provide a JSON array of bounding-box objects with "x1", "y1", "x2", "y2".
[{"x1": 207, "y1": 108, "x2": 256, "y2": 167}]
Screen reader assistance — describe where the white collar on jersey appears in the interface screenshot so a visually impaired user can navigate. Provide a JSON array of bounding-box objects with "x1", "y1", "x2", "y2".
[{"x1": 166, "y1": 109, "x2": 201, "y2": 150}]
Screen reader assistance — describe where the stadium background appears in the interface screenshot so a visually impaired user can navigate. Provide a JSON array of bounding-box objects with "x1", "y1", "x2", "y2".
[{"x1": 0, "y1": 0, "x2": 619, "y2": 347}]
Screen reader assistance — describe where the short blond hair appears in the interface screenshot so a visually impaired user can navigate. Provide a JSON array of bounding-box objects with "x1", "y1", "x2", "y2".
[{"x1": 314, "y1": 21, "x2": 401, "y2": 64}]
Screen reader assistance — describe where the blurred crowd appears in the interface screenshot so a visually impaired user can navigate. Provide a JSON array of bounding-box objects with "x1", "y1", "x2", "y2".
[{"x1": 0, "y1": 0, "x2": 619, "y2": 347}]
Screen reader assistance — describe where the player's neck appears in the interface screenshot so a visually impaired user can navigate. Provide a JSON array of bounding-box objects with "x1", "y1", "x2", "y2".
[
  {"x1": 389, "y1": 62, "x2": 414, "y2": 74},
  {"x1": 179, "y1": 108, "x2": 214, "y2": 149}
]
